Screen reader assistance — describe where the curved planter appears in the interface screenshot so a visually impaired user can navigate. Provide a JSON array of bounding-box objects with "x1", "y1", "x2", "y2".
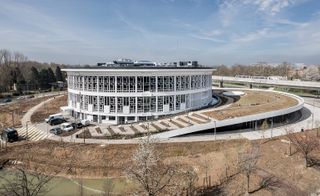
[{"x1": 153, "y1": 88, "x2": 304, "y2": 138}]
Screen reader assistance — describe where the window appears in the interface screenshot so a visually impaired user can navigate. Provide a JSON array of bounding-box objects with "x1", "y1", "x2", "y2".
[
  {"x1": 103, "y1": 76, "x2": 115, "y2": 92},
  {"x1": 129, "y1": 77, "x2": 135, "y2": 92},
  {"x1": 127, "y1": 116, "x2": 135, "y2": 121},
  {"x1": 137, "y1": 76, "x2": 143, "y2": 92},
  {"x1": 130, "y1": 97, "x2": 136, "y2": 113},
  {"x1": 158, "y1": 96, "x2": 163, "y2": 112},
  {"x1": 99, "y1": 96, "x2": 104, "y2": 111},
  {"x1": 137, "y1": 97, "x2": 143, "y2": 113},
  {"x1": 109, "y1": 116, "x2": 116, "y2": 120},
  {"x1": 98, "y1": 76, "x2": 103, "y2": 92},
  {"x1": 117, "y1": 97, "x2": 124, "y2": 113},
  {"x1": 93, "y1": 96, "x2": 98, "y2": 111},
  {"x1": 176, "y1": 95, "x2": 181, "y2": 110}
]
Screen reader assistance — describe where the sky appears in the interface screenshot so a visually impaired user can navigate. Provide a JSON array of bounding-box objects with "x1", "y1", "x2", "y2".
[{"x1": 0, "y1": 0, "x2": 320, "y2": 66}]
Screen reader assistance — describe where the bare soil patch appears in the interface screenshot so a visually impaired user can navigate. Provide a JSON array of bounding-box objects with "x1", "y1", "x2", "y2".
[
  {"x1": 30, "y1": 95, "x2": 67, "y2": 123},
  {"x1": 1, "y1": 130, "x2": 320, "y2": 195},
  {"x1": 0, "y1": 96, "x2": 56, "y2": 128}
]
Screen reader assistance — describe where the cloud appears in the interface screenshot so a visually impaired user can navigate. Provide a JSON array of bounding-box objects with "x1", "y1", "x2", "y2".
[
  {"x1": 233, "y1": 28, "x2": 269, "y2": 43},
  {"x1": 189, "y1": 33, "x2": 226, "y2": 43},
  {"x1": 218, "y1": 0, "x2": 239, "y2": 27},
  {"x1": 201, "y1": 30, "x2": 223, "y2": 37},
  {"x1": 115, "y1": 10, "x2": 149, "y2": 37},
  {"x1": 244, "y1": 0, "x2": 292, "y2": 15},
  {"x1": 272, "y1": 18, "x2": 309, "y2": 27}
]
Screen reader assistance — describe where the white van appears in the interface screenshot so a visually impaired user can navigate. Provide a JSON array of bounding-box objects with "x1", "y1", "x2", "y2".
[
  {"x1": 45, "y1": 113, "x2": 64, "y2": 123},
  {"x1": 81, "y1": 119, "x2": 90, "y2": 126}
]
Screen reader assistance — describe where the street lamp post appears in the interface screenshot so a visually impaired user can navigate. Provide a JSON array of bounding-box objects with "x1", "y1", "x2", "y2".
[
  {"x1": 214, "y1": 120, "x2": 217, "y2": 140},
  {"x1": 46, "y1": 122, "x2": 49, "y2": 138},
  {"x1": 11, "y1": 110, "x2": 15, "y2": 127},
  {"x1": 312, "y1": 98, "x2": 315, "y2": 130},
  {"x1": 270, "y1": 118, "x2": 273, "y2": 139},
  {"x1": 26, "y1": 121, "x2": 30, "y2": 140}
]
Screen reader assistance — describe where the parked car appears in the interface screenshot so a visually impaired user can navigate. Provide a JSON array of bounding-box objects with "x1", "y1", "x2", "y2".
[
  {"x1": 45, "y1": 113, "x2": 64, "y2": 123},
  {"x1": 61, "y1": 123, "x2": 74, "y2": 132},
  {"x1": 2, "y1": 98, "x2": 12, "y2": 103},
  {"x1": 71, "y1": 122, "x2": 83, "y2": 129},
  {"x1": 49, "y1": 118, "x2": 66, "y2": 126},
  {"x1": 1, "y1": 128, "x2": 19, "y2": 142},
  {"x1": 81, "y1": 119, "x2": 90, "y2": 127},
  {"x1": 17, "y1": 96, "x2": 26, "y2": 100},
  {"x1": 49, "y1": 127, "x2": 62, "y2": 135},
  {"x1": 26, "y1": 95, "x2": 35, "y2": 99}
]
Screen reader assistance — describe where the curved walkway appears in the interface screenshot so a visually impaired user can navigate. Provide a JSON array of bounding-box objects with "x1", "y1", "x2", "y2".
[
  {"x1": 17, "y1": 95, "x2": 64, "y2": 141},
  {"x1": 50, "y1": 101, "x2": 319, "y2": 144},
  {"x1": 21, "y1": 89, "x2": 319, "y2": 144},
  {"x1": 21, "y1": 96, "x2": 61, "y2": 126}
]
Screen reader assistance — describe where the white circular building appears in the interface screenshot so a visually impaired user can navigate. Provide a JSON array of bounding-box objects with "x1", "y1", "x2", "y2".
[{"x1": 63, "y1": 65, "x2": 214, "y2": 124}]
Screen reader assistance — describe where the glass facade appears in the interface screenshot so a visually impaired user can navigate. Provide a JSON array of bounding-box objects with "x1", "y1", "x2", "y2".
[{"x1": 66, "y1": 71, "x2": 213, "y2": 124}]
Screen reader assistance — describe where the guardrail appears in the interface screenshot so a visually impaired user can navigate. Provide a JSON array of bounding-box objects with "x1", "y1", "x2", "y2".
[{"x1": 212, "y1": 76, "x2": 320, "y2": 90}]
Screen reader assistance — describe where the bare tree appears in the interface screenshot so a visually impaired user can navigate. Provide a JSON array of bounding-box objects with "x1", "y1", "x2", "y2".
[
  {"x1": 238, "y1": 143, "x2": 260, "y2": 194},
  {"x1": 285, "y1": 128, "x2": 294, "y2": 156},
  {"x1": 315, "y1": 120, "x2": 320, "y2": 137},
  {"x1": 101, "y1": 150, "x2": 114, "y2": 196},
  {"x1": 78, "y1": 178, "x2": 84, "y2": 196},
  {"x1": 287, "y1": 132, "x2": 320, "y2": 167},
  {"x1": 179, "y1": 166, "x2": 198, "y2": 196},
  {"x1": 248, "y1": 174, "x2": 282, "y2": 194},
  {"x1": 0, "y1": 168, "x2": 54, "y2": 196},
  {"x1": 125, "y1": 136, "x2": 194, "y2": 196},
  {"x1": 200, "y1": 158, "x2": 211, "y2": 188},
  {"x1": 0, "y1": 145, "x2": 57, "y2": 196},
  {"x1": 101, "y1": 178, "x2": 114, "y2": 196}
]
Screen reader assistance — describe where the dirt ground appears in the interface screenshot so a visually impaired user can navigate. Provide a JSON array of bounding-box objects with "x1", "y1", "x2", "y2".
[
  {"x1": 0, "y1": 96, "x2": 56, "y2": 128},
  {"x1": 203, "y1": 90, "x2": 299, "y2": 120},
  {"x1": 30, "y1": 95, "x2": 67, "y2": 123},
  {"x1": 0, "y1": 131, "x2": 319, "y2": 195}
]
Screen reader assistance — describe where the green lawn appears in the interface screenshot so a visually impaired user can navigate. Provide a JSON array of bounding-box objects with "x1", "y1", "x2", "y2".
[{"x1": 0, "y1": 169, "x2": 132, "y2": 196}]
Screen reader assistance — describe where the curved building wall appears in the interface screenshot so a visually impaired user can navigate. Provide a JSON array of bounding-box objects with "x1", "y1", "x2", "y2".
[{"x1": 63, "y1": 68, "x2": 214, "y2": 124}]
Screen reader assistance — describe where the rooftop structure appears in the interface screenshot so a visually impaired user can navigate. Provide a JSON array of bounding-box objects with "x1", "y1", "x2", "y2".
[{"x1": 96, "y1": 59, "x2": 199, "y2": 68}]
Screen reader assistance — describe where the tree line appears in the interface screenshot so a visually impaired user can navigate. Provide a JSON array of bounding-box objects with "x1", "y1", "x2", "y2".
[
  {"x1": 213, "y1": 62, "x2": 292, "y2": 78},
  {"x1": 0, "y1": 49, "x2": 66, "y2": 94}
]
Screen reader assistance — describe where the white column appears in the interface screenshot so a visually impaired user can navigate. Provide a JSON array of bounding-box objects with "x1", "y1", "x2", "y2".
[
  {"x1": 135, "y1": 76, "x2": 138, "y2": 93},
  {"x1": 135, "y1": 97, "x2": 138, "y2": 114},
  {"x1": 155, "y1": 76, "x2": 158, "y2": 92},
  {"x1": 115, "y1": 76, "x2": 117, "y2": 93},
  {"x1": 115, "y1": 96, "x2": 118, "y2": 115},
  {"x1": 174, "y1": 76, "x2": 176, "y2": 92},
  {"x1": 102, "y1": 76, "x2": 105, "y2": 92},
  {"x1": 82, "y1": 76, "x2": 85, "y2": 91},
  {"x1": 156, "y1": 96, "x2": 158, "y2": 112},
  {"x1": 97, "y1": 95, "x2": 100, "y2": 112},
  {"x1": 96, "y1": 76, "x2": 99, "y2": 92}
]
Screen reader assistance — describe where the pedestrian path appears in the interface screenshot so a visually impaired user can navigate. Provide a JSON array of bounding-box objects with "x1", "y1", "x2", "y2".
[{"x1": 16, "y1": 125, "x2": 49, "y2": 141}]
